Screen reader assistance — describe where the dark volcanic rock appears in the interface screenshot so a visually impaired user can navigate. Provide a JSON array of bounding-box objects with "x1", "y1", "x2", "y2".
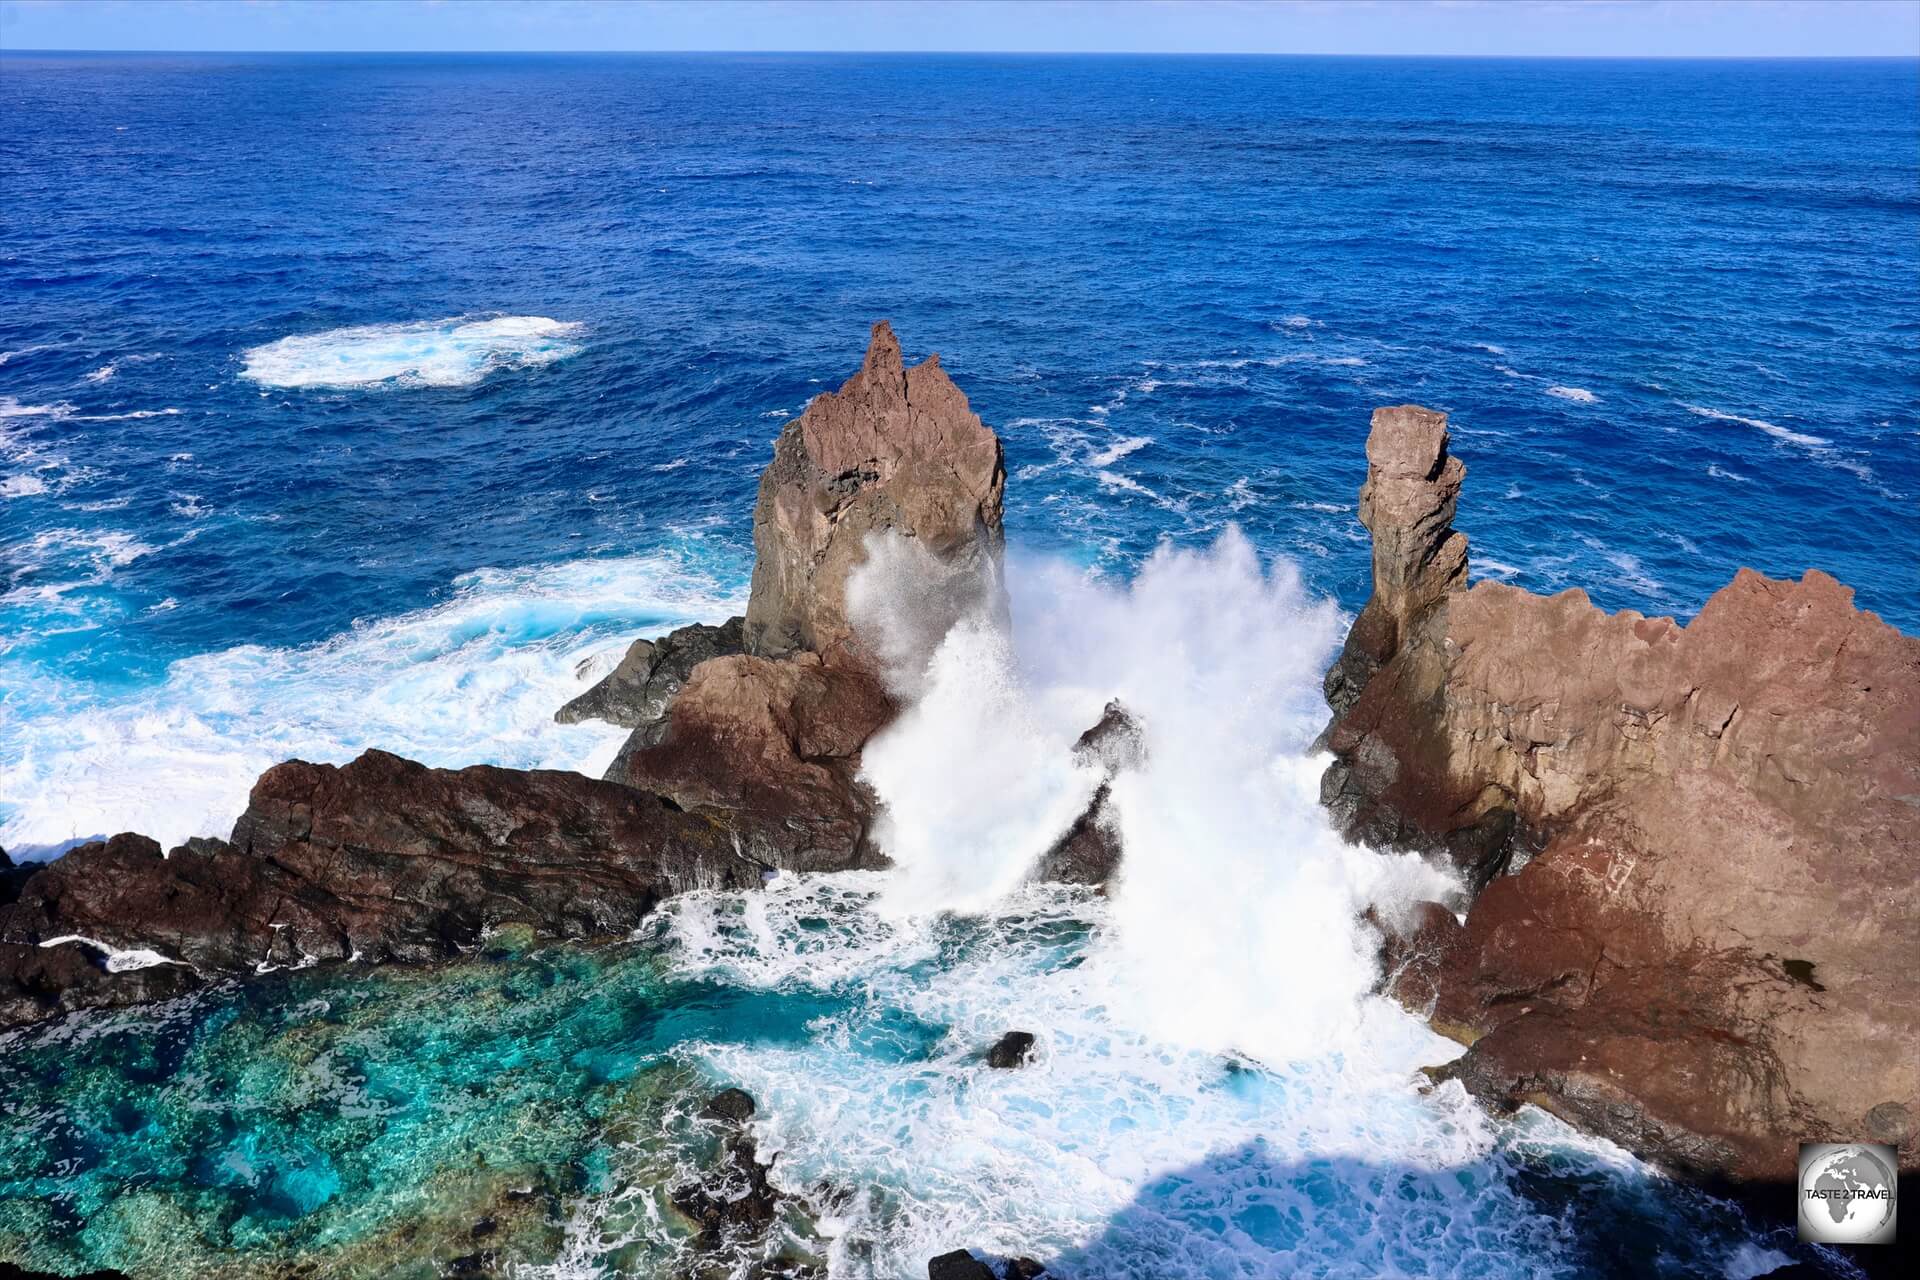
[
  {"x1": 701, "y1": 1086, "x2": 758, "y2": 1126},
  {"x1": 671, "y1": 1089, "x2": 783, "y2": 1245},
  {"x1": 987, "y1": 1030, "x2": 1037, "y2": 1069},
  {"x1": 1030, "y1": 785, "x2": 1123, "y2": 887},
  {"x1": 555, "y1": 616, "x2": 745, "y2": 738},
  {"x1": 0, "y1": 846, "x2": 37, "y2": 907},
  {"x1": 927, "y1": 1250, "x2": 996, "y2": 1280},
  {"x1": 1032, "y1": 700, "x2": 1145, "y2": 887},
  {"x1": 0, "y1": 750, "x2": 768, "y2": 1030},
  {"x1": 1322, "y1": 404, "x2": 1920, "y2": 1183}
]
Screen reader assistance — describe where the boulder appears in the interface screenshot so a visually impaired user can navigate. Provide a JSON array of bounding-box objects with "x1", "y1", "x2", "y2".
[
  {"x1": 1031, "y1": 700, "x2": 1145, "y2": 887},
  {"x1": 927, "y1": 1251, "x2": 996, "y2": 1280},
  {"x1": 555, "y1": 616, "x2": 745, "y2": 738},
  {"x1": 1322, "y1": 404, "x2": 1920, "y2": 1183},
  {"x1": 700, "y1": 1086, "x2": 758, "y2": 1127},
  {"x1": 987, "y1": 1030, "x2": 1037, "y2": 1069}
]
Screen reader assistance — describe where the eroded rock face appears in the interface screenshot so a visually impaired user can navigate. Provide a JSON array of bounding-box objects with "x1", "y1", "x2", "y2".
[
  {"x1": 744, "y1": 321, "x2": 1006, "y2": 664},
  {"x1": 1321, "y1": 405, "x2": 1466, "y2": 722},
  {"x1": 1323, "y1": 404, "x2": 1920, "y2": 1182},
  {"x1": 556, "y1": 616, "x2": 745, "y2": 738},
  {"x1": 607, "y1": 652, "x2": 894, "y2": 873},
  {"x1": 611, "y1": 324, "x2": 1008, "y2": 871},
  {"x1": 0, "y1": 751, "x2": 767, "y2": 1029}
]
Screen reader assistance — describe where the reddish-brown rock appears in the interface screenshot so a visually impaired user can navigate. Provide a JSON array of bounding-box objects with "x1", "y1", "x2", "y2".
[
  {"x1": 1323, "y1": 404, "x2": 1920, "y2": 1182},
  {"x1": 612, "y1": 323, "x2": 1009, "y2": 870},
  {"x1": 0, "y1": 751, "x2": 767, "y2": 1029},
  {"x1": 743, "y1": 320, "x2": 1006, "y2": 664},
  {"x1": 607, "y1": 651, "x2": 894, "y2": 873}
]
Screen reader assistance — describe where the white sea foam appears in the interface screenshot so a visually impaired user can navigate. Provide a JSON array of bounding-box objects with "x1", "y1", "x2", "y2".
[
  {"x1": 82, "y1": 363, "x2": 116, "y2": 384},
  {"x1": 1085, "y1": 435, "x2": 1151, "y2": 467},
  {"x1": 38, "y1": 935, "x2": 184, "y2": 973},
  {"x1": 2, "y1": 474, "x2": 49, "y2": 498},
  {"x1": 1683, "y1": 404, "x2": 1829, "y2": 448},
  {"x1": 239, "y1": 315, "x2": 585, "y2": 390},
  {"x1": 71, "y1": 407, "x2": 182, "y2": 421},
  {"x1": 1094, "y1": 470, "x2": 1156, "y2": 498},
  {"x1": 0, "y1": 396, "x2": 75, "y2": 420},
  {"x1": 575, "y1": 532, "x2": 1684, "y2": 1277},
  {"x1": 0, "y1": 551, "x2": 742, "y2": 855},
  {"x1": 852, "y1": 530, "x2": 1453, "y2": 1058},
  {"x1": 1545, "y1": 385, "x2": 1598, "y2": 403}
]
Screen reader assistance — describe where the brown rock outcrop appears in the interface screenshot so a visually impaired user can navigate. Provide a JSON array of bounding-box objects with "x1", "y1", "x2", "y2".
[
  {"x1": 607, "y1": 651, "x2": 894, "y2": 872},
  {"x1": 743, "y1": 320, "x2": 1006, "y2": 664},
  {"x1": 0, "y1": 750, "x2": 768, "y2": 1029},
  {"x1": 556, "y1": 616, "x2": 745, "y2": 738},
  {"x1": 1324, "y1": 404, "x2": 1920, "y2": 1183},
  {"x1": 611, "y1": 323, "x2": 1008, "y2": 869}
]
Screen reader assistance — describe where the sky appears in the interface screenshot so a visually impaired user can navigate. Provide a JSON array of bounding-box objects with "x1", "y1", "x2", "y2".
[{"x1": 0, "y1": 0, "x2": 1917, "y2": 58}]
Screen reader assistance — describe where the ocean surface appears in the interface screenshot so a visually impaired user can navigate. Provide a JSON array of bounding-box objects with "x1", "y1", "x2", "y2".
[{"x1": 2, "y1": 53, "x2": 1915, "y2": 1280}]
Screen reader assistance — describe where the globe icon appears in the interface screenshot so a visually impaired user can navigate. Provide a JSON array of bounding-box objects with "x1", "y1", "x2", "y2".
[{"x1": 1799, "y1": 1143, "x2": 1897, "y2": 1244}]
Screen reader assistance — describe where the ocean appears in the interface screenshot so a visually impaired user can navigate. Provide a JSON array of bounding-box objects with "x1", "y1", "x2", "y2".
[{"x1": 1, "y1": 53, "x2": 1915, "y2": 1279}]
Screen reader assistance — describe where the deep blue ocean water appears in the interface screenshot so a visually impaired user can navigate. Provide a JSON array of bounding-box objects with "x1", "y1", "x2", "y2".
[{"x1": 1, "y1": 53, "x2": 1916, "y2": 1280}]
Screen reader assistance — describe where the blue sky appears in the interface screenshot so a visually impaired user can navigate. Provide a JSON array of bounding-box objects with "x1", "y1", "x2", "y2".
[{"x1": 1, "y1": 0, "x2": 1917, "y2": 57}]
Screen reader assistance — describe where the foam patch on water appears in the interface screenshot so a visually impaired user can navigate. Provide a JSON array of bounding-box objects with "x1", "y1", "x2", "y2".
[
  {"x1": 239, "y1": 315, "x2": 585, "y2": 390},
  {"x1": 1545, "y1": 385, "x2": 1598, "y2": 403},
  {"x1": 0, "y1": 550, "x2": 742, "y2": 855},
  {"x1": 631, "y1": 869, "x2": 1728, "y2": 1279},
  {"x1": 1683, "y1": 403, "x2": 1828, "y2": 449}
]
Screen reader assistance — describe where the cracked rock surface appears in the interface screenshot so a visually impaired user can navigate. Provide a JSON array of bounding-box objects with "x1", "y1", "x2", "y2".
[{"x1": 1328, "y1": 404, "x2": 1920, "y2": 1182}]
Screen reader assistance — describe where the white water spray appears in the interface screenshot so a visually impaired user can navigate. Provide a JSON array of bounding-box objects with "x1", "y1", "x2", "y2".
[{"x1": 851, "y1": 528, "x2": 1455, "y2": 1061}]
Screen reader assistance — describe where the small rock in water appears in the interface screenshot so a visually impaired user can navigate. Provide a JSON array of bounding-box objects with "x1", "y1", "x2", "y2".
[
  {"x1": 927, "y1": 1250, "x2": 996, "y2": 1280},
  {"x1": 987, "y1": 1030, "x2": 1037, "y2": 1069},
  {"x1": 700, "y1": 1085, "x2": 757, "y2": 1126},
  {"x1": 1006, "y1": 1259, "x2": 1048, "y2": 1279}
]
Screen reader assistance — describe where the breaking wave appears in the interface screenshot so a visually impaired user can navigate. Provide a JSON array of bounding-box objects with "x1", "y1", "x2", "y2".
[
  {"x1": 0, "y1": 552, "x2": 740, "y2": 856},
  {"x1": 239, "y1": 315, "x2": 585, "y2": 390}
]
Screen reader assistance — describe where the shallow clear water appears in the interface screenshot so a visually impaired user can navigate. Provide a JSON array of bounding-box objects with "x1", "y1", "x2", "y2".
[
  {"x1": 0, "y1": 877, "x2": 1815, "y2": 1280},
  {"x1": 1, "y1": 52, "x2": 1912, "y2": 1279}
]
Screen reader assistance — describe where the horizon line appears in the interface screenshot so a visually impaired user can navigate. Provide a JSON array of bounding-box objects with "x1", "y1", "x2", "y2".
[{"x1": 5, "y1": 48, "x2": 1919, "y2": 61}]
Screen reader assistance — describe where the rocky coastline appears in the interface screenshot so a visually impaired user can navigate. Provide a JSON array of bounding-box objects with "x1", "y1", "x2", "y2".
[
  {"x1": 1328, "y1": 405, "x2": 1920, "y2": 1187},
  {"x1": 3, "y1": 327, "x2": 1914, "y2": 1256}
]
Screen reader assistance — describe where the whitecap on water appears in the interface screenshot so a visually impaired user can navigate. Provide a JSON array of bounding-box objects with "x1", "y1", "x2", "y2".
[
  {"x1": 238, "y1": 315, "x2": 585, "y2": 390},
  {"x1": 1545, "y1": 385, "x2": 1599, "y2": 404},
  {"x1": 0, "y1": 549, "x2": 742, "y2": 855},
  {"x1": 1682, "y1": 403, "x2": 1829, "y2": 449}
]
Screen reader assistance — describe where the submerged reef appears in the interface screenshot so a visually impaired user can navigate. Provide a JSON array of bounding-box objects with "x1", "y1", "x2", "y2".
[{"x1": 1327, "y1": 405, "x2": 1920, "y2": 1185}]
